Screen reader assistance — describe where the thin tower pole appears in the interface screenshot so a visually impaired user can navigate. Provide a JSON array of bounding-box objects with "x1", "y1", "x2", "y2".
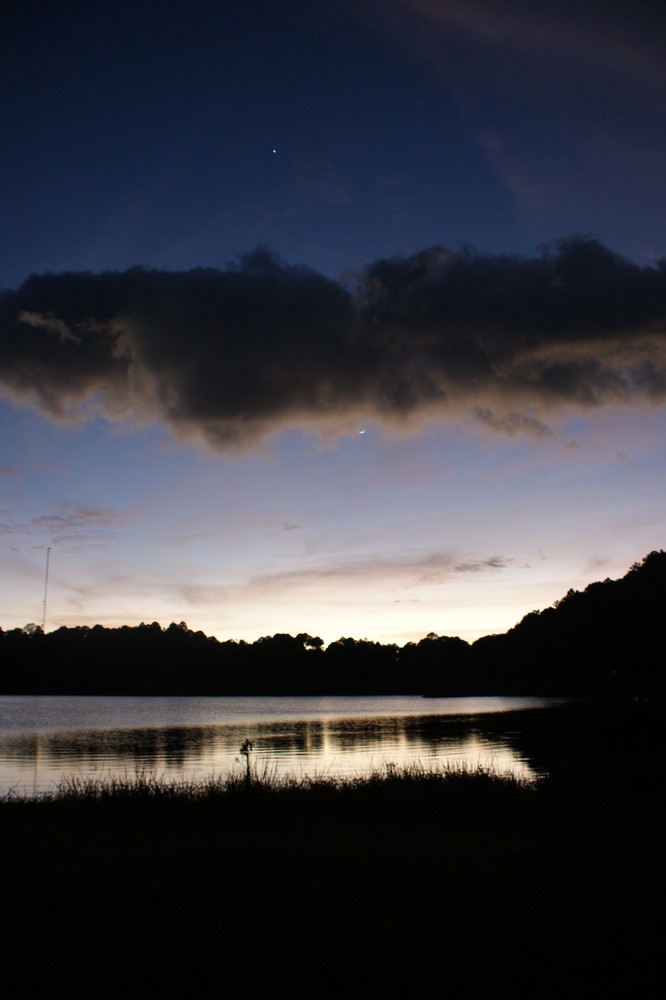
[{"x1": 42, "y1": 546, "x2": 51, "y2": 631}]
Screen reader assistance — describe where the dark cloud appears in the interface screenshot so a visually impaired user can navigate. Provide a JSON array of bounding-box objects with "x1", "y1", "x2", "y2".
[{"x1": 1, "y1": 239, "x2": 665, "y2": 452}]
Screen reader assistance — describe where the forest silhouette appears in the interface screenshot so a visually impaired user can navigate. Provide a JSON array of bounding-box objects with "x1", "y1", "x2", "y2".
[{"x1": 2, "y1": 551, "x2": 664, "y2": 697}]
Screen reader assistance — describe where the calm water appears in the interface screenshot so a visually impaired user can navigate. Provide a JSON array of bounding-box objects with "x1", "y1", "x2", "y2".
[{"x1": 0, "y1": 694, "x2": 567, "y2": 795}]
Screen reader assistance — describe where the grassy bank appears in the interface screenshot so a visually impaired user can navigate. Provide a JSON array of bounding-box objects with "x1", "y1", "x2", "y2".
[{"x1": 1, "y1": 761, "x2": 664, "y2": 998}]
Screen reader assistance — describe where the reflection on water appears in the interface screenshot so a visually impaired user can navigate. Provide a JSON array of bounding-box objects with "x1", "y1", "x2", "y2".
[{"x1": 0, "y1": 695, "x2": 565, "y2": 795}]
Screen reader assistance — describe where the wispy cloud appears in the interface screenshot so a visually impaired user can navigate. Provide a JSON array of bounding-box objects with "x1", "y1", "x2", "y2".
[
  {"x1": 244, "y1": 550, "x2": 456, "y2": 593},
  {"x1": 350, "y1": 1, "x2": 666, "y2": 237},
  {"x1": 365, "y1": 0, "x2": 665, "y2": 86},
  {"x1": 0, "y1": 502, "x2": 130, "y2": 547},
  {"x1": 615, "y1": 451, "x2": 639, "y2": 468},
  {"x1": 454, "y1": 556, "x2": 512, "y2": 573},
  {"x1": 266, "y1": 521, "x2": 302, "y2": 537},
  {"x1": 166, "y1": 550, "x2": 460, "y2": 607}
]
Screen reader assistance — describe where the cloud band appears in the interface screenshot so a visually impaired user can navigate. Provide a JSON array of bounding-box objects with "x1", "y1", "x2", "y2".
[{"x1": 1, "y1": 239, "x2": 665, "y2": 451}]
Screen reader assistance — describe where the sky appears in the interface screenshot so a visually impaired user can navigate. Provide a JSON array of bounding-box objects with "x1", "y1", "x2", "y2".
[{"x1": 1, "y1": 0, "x2": 665, "y2": 645}]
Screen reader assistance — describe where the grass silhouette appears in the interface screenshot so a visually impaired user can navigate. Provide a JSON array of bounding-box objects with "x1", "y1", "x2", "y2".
[{"x1": 1, "y1": 754, "x2": 663, "y2": 998}]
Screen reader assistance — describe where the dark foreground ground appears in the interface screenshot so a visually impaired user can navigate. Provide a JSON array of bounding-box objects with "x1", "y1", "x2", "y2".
[{"x1": 1, "y1": 703, "x2": 664, "y2": 999}]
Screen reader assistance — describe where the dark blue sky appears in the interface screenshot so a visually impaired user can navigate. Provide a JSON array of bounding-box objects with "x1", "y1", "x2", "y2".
[{"x1": 3, "y1": 0, "x2": 663, "y2": 288}]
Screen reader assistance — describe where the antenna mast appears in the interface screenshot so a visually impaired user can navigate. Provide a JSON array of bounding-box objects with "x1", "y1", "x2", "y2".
[{"x1": 42, "y1": 546, "x2": 51, "y2": 631}]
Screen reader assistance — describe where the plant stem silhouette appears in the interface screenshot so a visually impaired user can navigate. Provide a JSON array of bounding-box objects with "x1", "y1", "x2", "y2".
[{"x1": 240, "y1": 739, "x2": 254, "y2": 784}]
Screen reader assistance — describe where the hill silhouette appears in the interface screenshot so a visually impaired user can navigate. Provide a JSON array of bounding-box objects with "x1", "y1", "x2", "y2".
[
  {"x1": 1, "y1": 551, "x2": 664, "y2": 697},
  {"x1": 468, "y1": 549, "x2": 665, "y2": 696}
]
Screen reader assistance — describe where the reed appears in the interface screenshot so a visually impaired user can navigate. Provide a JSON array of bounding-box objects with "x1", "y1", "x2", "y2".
[{"x1": 5, "y1": 757, "x2": 534, "y2": 806}]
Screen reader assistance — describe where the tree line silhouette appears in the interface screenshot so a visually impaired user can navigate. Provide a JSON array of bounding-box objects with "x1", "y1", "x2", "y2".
[{"x1": 1, "y1": 551, "x2": 664, "y2": 697}]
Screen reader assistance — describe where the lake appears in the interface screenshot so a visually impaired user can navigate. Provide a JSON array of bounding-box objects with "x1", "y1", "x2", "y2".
[
  {"x1": 0, "y1": 694, "x2": 569, "y2": 795},
  {"x1": 0, "y1": 696, "x2": 561, "y2": 795}
]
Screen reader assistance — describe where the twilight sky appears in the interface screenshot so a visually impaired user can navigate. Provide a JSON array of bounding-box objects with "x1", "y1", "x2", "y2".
[{"x1": 1, "y1": 0, "x2": 665, "y2": 644}]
